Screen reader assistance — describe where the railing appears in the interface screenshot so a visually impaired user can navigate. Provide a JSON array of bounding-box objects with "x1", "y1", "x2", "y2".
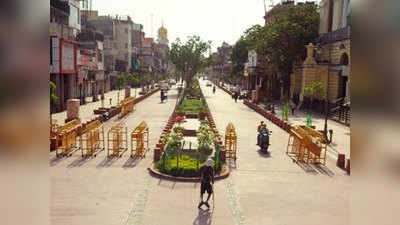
[{"x1": 316, "y1": 26, "x2": 350, "y2": 45}]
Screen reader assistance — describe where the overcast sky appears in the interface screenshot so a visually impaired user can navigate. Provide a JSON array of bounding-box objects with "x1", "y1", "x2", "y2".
[{"x1": 91, "y1": 0, "x2": 319, "y2": 52}]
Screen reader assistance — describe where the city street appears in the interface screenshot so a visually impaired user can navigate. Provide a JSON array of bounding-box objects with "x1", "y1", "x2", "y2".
[{"x1": 50, "y1": 80, "x2": 349, "y2": 225}]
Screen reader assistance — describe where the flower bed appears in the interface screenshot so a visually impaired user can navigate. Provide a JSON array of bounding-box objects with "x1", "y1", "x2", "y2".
[{"x1": 152, "y1": 80, "x2": 227, "y2": 179}]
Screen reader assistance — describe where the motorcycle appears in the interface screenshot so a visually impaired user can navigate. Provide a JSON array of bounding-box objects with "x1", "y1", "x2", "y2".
[{"x1": 258, "y1": 128, "x2": 272, "y2": 152}]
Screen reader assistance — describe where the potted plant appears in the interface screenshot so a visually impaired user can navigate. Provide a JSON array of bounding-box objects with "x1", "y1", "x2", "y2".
[{"x1": 197, "y1": 120, "x2": 220, "y2": 155}]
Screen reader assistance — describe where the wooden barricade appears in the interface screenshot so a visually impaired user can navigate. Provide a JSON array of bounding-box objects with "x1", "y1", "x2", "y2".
[
  {"x1": 131, "y1": 121, "x2": 149, "y2": 158},
  {"x1": 107, "y1": 121, "x2": 128, "y2": 157},
  {"x1": 287, "y1": 126, "x2": 327, "y2": 165},
  {"x1": 119, "y1": 97, "x2": 136, "y2": 118},
  {"x1": 50, "y1": 119, "x2": 59, "y2": 138},
  {"x1": 224, "y1": 123, "x2": 237, "y2": 160},
  {"x1": 302, "y1": 126, "x2": 327, "y2": 165},
  {"x1": 80, "y1": 120, "x2": 105, "y2": 157},
  {"x1": 55, "y1": 119, "x2": 81, "y2": 157}
]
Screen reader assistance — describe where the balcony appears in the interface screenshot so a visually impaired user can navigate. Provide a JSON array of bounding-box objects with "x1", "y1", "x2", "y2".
[
  {"x1": 50, "y1": 22, "x2": 74, "y2": 40},
  {"x1": 316, "y1": 26, "x2": 350, "y2": 45}
]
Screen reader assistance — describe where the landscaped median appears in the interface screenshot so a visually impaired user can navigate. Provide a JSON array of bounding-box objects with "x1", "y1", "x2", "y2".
[{"x1": 149, "y1": 79, "x2": 229, "y2": 181}]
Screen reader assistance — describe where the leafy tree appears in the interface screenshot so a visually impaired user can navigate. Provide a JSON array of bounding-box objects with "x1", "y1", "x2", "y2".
[
  {"x1": 167, "y1": 36, "x2": 211, "y2": 90},
  {"x1": 303, "y1": 81, "x2": 325, "y2": 114},
  {"x1": 50, "y1": 81, "x2": 58, "y2": 105},
  {"x1": 257, "y1": 3, "x2": 319, "y2": 86},
  {"x1": 117, "y1": 74, "x2": 126, "y2": 90}
]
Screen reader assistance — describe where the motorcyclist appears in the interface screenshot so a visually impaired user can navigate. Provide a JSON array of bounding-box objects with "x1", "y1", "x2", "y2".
[{"x1": 257, "y1": 121, "x2": 265, "y2": 145}]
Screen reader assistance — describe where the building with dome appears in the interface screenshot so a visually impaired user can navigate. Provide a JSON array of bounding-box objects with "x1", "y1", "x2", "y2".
[{"x1": 154, "y1": 22, "x2": 169, "y2": 74}]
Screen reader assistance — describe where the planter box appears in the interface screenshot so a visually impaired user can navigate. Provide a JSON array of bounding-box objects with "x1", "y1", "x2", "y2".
[
  {"x1": 183, "y1": 129, "x2": 197, "y2": 137},
  {"x1": 186, "y1": 114, "x2": 199, "y2": 119},
  {"x1": 346, "y1": 159, "x2": 350, "y2": 175}
]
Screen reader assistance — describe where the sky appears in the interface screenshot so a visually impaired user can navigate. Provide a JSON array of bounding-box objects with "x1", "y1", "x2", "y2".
[{"x1": 91, "y1": 0, "x2": 319, "y2": 52}]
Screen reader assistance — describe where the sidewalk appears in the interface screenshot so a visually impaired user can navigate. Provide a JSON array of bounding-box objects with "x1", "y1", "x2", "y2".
[
  {"x1": 269, "y1": 102, "x2": 350, "y2": 158},
  {"x1": 52, "y1": 87, "x2": 142, "y2": 125}
]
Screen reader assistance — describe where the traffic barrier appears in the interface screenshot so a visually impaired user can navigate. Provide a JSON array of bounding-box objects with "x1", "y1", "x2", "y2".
[
  {"x1": 79, "y1": 120, "x2": 105, "y2": 157},
  {"x1": 119, "y1": 97, "x2": 135, "y2": 118},
  {"x1": 302, "y1": 126, "x2": 327, "y2": 165},
  {"x1": 224, "y1": 123, "x2": 237, "y2": 161},
  {"x1": 55, "y1": 119, "x2": 81, "y2": 157},
  {"x1": 131, "y1": 121, "x2": 149, "y2": 158},
  {"x1": 107, "y1": 121, "x2": 128, "y2": 157},
  {"x1": 287, "y1": 127, "x2": 307, "y2": 162}
]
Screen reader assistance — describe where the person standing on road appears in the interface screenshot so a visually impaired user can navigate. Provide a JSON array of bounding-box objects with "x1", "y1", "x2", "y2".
[
  {"x1": 234, "y1": 92, "x2": 239, "y2": 103},
  {"x1": 213, "y1": 86, "x2": 216, "y2": 94},
  {"x1": 198, "y1": 159, "x2": 214, "y2": 209},
  {"x1": 160, "y1": 90, "x2": 164, "y2": 103}
]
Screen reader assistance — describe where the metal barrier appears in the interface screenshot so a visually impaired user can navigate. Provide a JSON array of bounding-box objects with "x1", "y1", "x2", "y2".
[
  {"x1": 131, "y1": 121, "x2": 149, "y2": 158},
  {"x1": 50, "y1": 119, "x2": 59, "y2": 138},
  {"x1": 107, "y1": 121, "x2": 128, "y2": 157},
  {"x1": 287, "y1": 126, "x2": 326, "y2": 165},
  {"x1": 119, "y1": 97, "x2": 135, "y2": 118},
  {"x1": 80, "y1": 120, "x2": 105, "y2": 157},
  {"x1": 224, "y1": 123, "x2": 237, "y2": 160},
  {"x1": 55, "y1": 119, "x2": 81, "y2": 157}
]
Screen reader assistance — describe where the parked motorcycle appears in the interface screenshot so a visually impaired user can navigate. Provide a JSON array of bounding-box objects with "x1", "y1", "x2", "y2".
[{"x1": 258, "y1": 128, "x2": 272, "y2": 152}]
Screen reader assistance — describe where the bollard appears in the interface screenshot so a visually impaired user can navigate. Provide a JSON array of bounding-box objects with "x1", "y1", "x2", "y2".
[
  {"x1": 337, "y1": 154, "x2": 346, "y2": 169},
  {"x1": 346, "y1": 159, "x2": 350, "y2": 175},
  {"x1": 329, "y1": 129, "x2": 333, "y2": 144}
]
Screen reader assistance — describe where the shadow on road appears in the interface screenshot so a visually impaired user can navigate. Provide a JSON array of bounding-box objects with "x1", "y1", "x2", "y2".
[
  {"x1": 96, "y1": 156, "x2": 118, "y2": 168},
  {"x1": 67, "y1": 155, "x2": 97, "y2": 168},
  {"x1": 311, "y1": 164, "x2": 336, "y2": 177},
  {"x1": 193, "y1": 208, "x2": 213, "y2": 225},
  {"x1": 50, "y1": 155, "x2": 64, "y2": 167},
  {"x1": 295, "y1": 161, "x2": 319, "y2": 175},
  {"x1": 257, "y1": 149, "x2": 272, "y2": 158},
  {"x1": 122, "y1": 157, "x2": 140, "y2": 168}
]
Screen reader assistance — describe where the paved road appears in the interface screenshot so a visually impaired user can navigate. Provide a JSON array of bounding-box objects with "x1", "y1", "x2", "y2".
[{"x1": 50, "y1": 81, "x2": 349, "y2": 225}]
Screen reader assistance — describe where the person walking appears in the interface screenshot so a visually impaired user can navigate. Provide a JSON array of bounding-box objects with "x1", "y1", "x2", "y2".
[
  {"x1": 198, "y1": 159, "x2": 214, "y2": 209},
  {"x1": 160, "y1": 90, "x2": 164, "y2": 103},
  {"x1": 213, "y1": 86, "x2": 216, "y2": 94},
  {"x1": 290, "y1": 100, "x2": 296, "y2": 115},
  {"x1": 234, "y1": 92, "x2": 239, "y2": 103}
]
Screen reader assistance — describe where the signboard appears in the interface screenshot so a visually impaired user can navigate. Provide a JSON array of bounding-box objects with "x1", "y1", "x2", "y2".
[
  {"x1": 96, "y1": 71, "x2": 104, "y2": 80},
  {"x1": 50, "y1": 36, "x2": 60, "y2": 74},
  {"x1": 62, "y1": 41, "x2": 75, "y2": 72}
]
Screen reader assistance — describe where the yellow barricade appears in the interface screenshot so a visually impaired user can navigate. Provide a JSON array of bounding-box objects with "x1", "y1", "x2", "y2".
[
  {"x1": 119, "y1": 97, "x2": 136, "y2": 118},
  {"x1": 50, "y1": 119, "x2": 59, "y2": 138},
  {"x1": 224, "y1": 123, "x2": 237, "y2": 160},
  {"x1": 287, "y1": 126, "x2": 326, "y2": 165},
  {"x1": 55, "y1": 119, "x2": 81, "y2": 157},
  {"x1": 302, "y1": 126, "x2": 327, "y2": 165},
  {"x1": 131, "y1": 121, "x2": 149, "y2": 158},
  {"x1": 107, "y1": 121, "x2": 128, "y2": 157},
  {"x1": 80, "y1": 120, "x2": 105, "y2": 157}
]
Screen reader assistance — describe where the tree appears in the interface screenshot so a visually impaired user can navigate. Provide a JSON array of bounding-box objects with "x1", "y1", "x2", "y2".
[
  {"x1": 303, "y1": 81, "x2": 325, "y2": 114},
  {"x1": 117, "y1": 75, "x2": 126, "y2": 90},
  {"x1": 167, "y1": 36, "x2": 211, "y2": 90},
  {"x1": 257, "y1": 3, "x2": 319, "y2": 87},
  {"x1": 50, "y1": 81, "x2": 58, "y2": 106}
]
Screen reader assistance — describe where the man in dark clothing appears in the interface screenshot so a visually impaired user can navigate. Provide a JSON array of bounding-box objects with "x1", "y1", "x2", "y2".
[
  {"x1": 198, "y1": 159, "x2": 214, "y2": 209},
  {"x1": 160, "y1": 90, "x2": 164, "y2": 103},
  {"x1": 213, "y1": 86, "x2": 216, "y2": 94},
  {"x1": 234, "y1": 92, "x2": 239, "y2": 102}
]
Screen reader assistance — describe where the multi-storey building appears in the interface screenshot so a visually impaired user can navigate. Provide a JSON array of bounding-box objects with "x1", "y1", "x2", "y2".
[
  {"x1": 50, "y1": 0, "x2": 81, "y2": 112},
  {"x1": 290, "y1": 0, "x2": 350, "y2": 124}
]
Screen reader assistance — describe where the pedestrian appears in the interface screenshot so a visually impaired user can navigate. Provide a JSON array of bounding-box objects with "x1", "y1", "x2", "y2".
[
  {"x1": 234, "y1": 92, "x2": 239, "y2": 103},
  {"x1": 160, "y1": 90, "x2": 164, "y2": 103},
  {"x1": 290, "y1": 100, "x2": 296, "y2": 115},
  {"x1": 198, "y1": 159, "x2": 214, "y2": 209},
  {"x1": 213, "y1": 86, "x2": 216, "y2": 94}
]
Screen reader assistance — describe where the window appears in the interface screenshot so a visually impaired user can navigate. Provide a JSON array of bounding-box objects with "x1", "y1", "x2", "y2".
[
  {"x1": 125, "y1": 28, "x2": 129, "y2": 33},
  {"x1": 125, "y1": 54, "x2": 129, "y2": 61},
  {"x1": 125, "y1": 43, "x2": 128, "y2": 49}
]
